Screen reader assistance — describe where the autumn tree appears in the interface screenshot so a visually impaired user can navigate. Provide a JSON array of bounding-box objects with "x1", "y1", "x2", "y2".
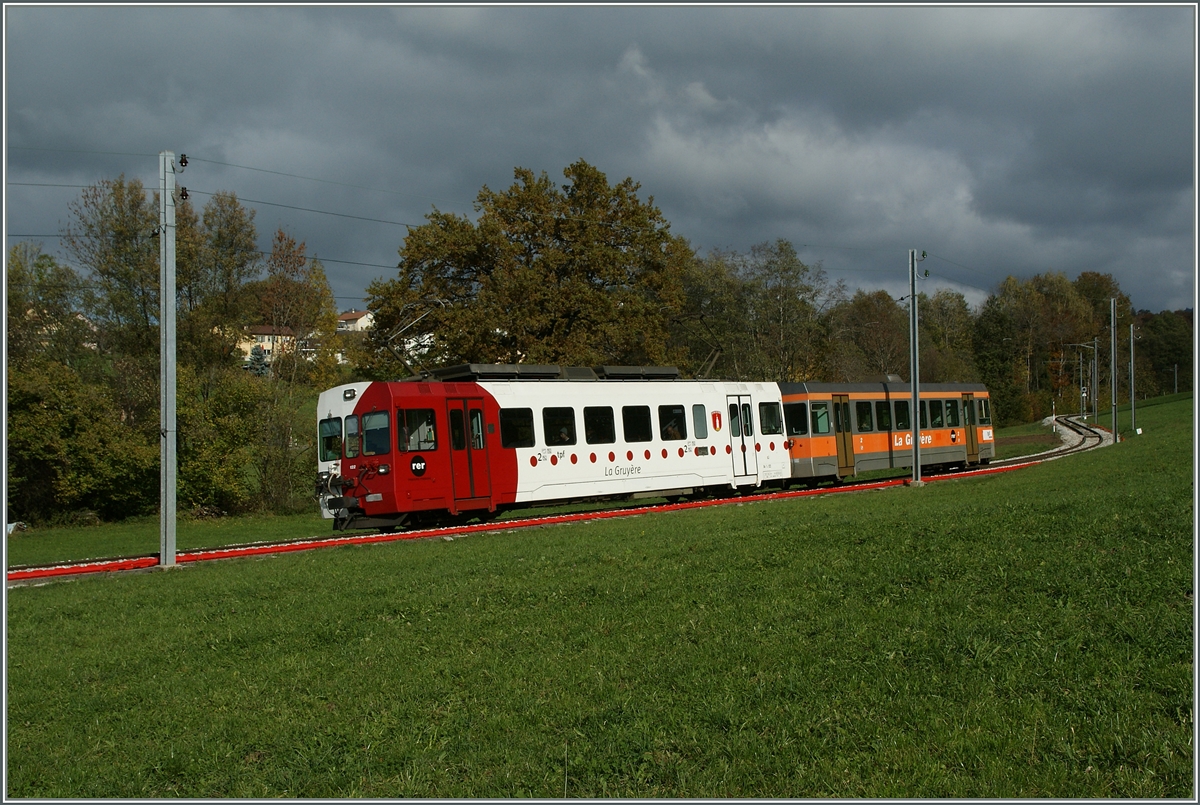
[
  {"x1": 364, "y1": 160, "x2": 691, "y2": 374},
  {"x1": 825, "y1": 290, "x2": 909, "y2": 381}
]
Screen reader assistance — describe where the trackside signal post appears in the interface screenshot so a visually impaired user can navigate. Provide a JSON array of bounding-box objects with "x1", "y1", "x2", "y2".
[
  {"x1": 909, "y1": 249, "x2": 926, "y2": 486},
  {"x1": 159, "y1": 152, "x2": 179, "y2": 567}
]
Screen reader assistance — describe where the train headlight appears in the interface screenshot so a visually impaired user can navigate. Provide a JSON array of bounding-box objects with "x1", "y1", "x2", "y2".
[{"x1": 378, "y1": 464, "x2": 390, "y2": 475}]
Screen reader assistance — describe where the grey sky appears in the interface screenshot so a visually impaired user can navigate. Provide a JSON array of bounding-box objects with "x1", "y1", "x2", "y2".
[{"x1": 5, "y1": 5, "x2": 1195, "y2": 315}]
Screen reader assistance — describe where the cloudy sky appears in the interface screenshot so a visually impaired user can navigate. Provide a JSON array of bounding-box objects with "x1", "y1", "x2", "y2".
[{"x1": 5, "y1": 5, "x2": 1196, "y2": 316}]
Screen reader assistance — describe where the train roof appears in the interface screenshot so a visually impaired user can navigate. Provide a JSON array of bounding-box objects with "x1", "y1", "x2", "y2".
[
  {"x1": 779, "y1": 381, "x2": 989, "y2": 394},
  {"x1": 412, "y1": 364, "x2": 683, "y2": 382}
]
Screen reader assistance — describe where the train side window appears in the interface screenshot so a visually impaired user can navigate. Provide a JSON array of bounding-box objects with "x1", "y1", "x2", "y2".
[
  {"x1": 319, "y1": 417, "x2": 342, "y2": 462},
  {"x1": 344, "y1": 415, "x2": 360, "y2": 458},
  {"x1": 945, "y1": 400, "x2": 960, "y2": 427},
  {"x1": 784, "y1": 403, "x2": 808, "y2": 436},
  {"x1": 893, "y1": 401, "x2": 910, "y2": 431},
  {"x1": 875, "y1": 401, "x2": 891, "y2": 431},
  {"x1": 929, "y1": 400, "x2": 944, "y2": 428},
  {"x1": 362, "y1": 411, "x2": 391, "y2": 456},
  {"x1": 728, "y1": 403, "x2": 742, "y2": 438},
  {"x1": 658, "y1": 405, "x2": 687, "y2": 441},
  {"x1": 544, "y1": 407, "x2": 577, "y2": 445},
  {"x1": 855, "y1": 401, "x2": 873, "y2": 432},
  {"x1": 400, "y1": 409, "x2": 437, "y2": 451},
  {"x1": 622, "y1": 406, "x2": 653, "y2": 442},
  {"x1": 979, "y1": 399, "x2": 992, "y2": 424},
  {"x1": 499, "y1": 408, "x2": 535, "y2": 448},
  {"x1": 449, "y1": 408, "x2": 466, "y2": 450},
  {"x1": 583, "y1": 407, "x2": 615, "y2": 444},
  {"x1": 692, "y1": 404, "x2": 708, "y2": 440},
  {"x1": 919, "y1": 401, "x2": 928, "y2": 430},
  {"x1": 759, "y1": 402, "x2": 783, "y2": 435},
  {"x1": 810, "y1": 402, "x2": 831, "y2": 435},
  {"x1": 741, "y1": 403, "x2": 754, "y2": 437}
]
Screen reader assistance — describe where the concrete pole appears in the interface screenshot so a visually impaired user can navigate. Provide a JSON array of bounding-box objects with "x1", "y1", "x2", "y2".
[
  {"x1": 909, "y1": 249, "x2": 923, "y2": 486},
  {"x1": 159, "y1": 152, "x2": 177, "y2": 567},
  {"x1": 1129, "y1": 324, "x2": 1136, "y2": 433},
  {"x1": 1110, "y1": 298, "x2": 1117, "y2": 439}
]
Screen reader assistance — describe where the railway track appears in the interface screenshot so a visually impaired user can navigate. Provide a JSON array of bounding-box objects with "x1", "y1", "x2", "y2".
[{"x1": 7, "y1": 417, "x2": 1112, "y2": 585}]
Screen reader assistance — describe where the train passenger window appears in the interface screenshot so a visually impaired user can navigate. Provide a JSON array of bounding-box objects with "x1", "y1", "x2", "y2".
[
  {"x1": 894, "y1": 401, "x2": 910, "y2": 431},
  {"x1": 855, "y1": 401, "x2": 873, "y2": 432},
  {"x1": 622, "y1": 406, "x2": 653, "y2": 442},
  {"x1": 362, "y1": 411, "x2": 391, "y2": 456},
  {"x1": 784, "y1": 403, "x2": 808, "y2": 436},
  {"x1": 449, "y1": 408, "x2": 466, "y2": 450},
  {"x1": 692, "y1": 404, "x2": 708, "y2": 439},
  {"x1": 583, "y1": 407, "x2": 615, "y2": 444},
  {"x1": 741, "y1": 403, "x2": 754, "y2": 437},
  {"x1": 499, "y1": 408, "x2": 535, "y2": 448},
  {"x1": 810, "y1": 402, "x2": 831, "y2": 435},
  {"x1": 728, "y1": 404, "x2": 741, "y2": 438},
  {"x1": 319, "y1": 417, "x2": 342, "y2": 462},
  {"x1": 399, "y1": 409, "x2": 438, "y2": 452},
  {"x1": 544, "y1": 407, "x2": 577, "y2": 445},
  {"x1": 759, "y1": 402, "x2": 783, "y2": 435},
  {"x1": 344, "y1": 415, "x2": 360, "y2": 458},
  {"x1": 659, "y1": 405, "x2": 687, "y2": 441},
  {"x1": 875, "y1": 401, "x2": 892, "y2": 431},
  {"x1": 978, "y1": 399, "x2": 992, "y2": 424},
  {"x1": 930, "y1": 400, "x2": 944, "y2": 428},
  {"x1": 945, "y1": 400, "x2": 960, "y2": 427},
  {"x1": 470, "y1": 409, "x2": 485, "y2": 450},
  {"x1": 919, "y1": 401, "x2": 928, "y2": 430}
]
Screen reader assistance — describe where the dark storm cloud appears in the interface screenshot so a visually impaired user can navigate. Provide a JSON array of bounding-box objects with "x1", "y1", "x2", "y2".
[{"x1": 5, "y1": 5, "x2": 1194, "y2": 313}]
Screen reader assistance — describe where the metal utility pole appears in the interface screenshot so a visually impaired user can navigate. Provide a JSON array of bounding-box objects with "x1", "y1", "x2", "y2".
[
  {"x1": 1110, "y1": 298, "x2": 1117, "y2": 439},
  {"x1": 159, "y1": 152, "x2": 179, "y2": 567},
  {"x1": 1093, "y1": 335, "x2": 1098, "y2": 422},
  {"x1": 908, "y1": 249, "x2": 926, "y2": 486}
]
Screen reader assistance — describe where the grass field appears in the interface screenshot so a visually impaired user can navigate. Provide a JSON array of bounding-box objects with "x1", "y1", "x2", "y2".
[{"x1": 6, "y1": 397, "x2": 1194, "y2": 797}]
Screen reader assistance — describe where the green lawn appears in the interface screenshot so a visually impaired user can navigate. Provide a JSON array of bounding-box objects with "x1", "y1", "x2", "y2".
[{"x1": 6, "y1": 398, "x2": 1194, "y2": 797}]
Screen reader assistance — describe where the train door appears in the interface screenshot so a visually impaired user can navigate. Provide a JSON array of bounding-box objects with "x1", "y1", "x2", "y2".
[
  {"x1": 962, "y1": 393, "x2": 979, "y2": 464},
  {"x1": 726, "y1": 395, "x2": 758, "y2": 482},
  {"x1": 446, "y1": 398, "x2": 492, "y2": 509},
  {"x1": 832, "y1": 393, "x2": 855, "y2": 477}
]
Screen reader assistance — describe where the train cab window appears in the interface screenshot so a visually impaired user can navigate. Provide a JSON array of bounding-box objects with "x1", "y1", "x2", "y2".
[
  {"x1": 784, "y1": 403, "x2": 809, "y2": 436},
  {"x1": 692, "y1": 404, "x2": 708, "y2": 440},
  {"x1": 855, "y1": 401, "x2": 873, "y2": 432},
  {"x1": 810, "y1": 402, "x2": 831, "y2": 435},
  {"x1": 362, "y1": 411, "x2": 391, "y2": 456},
  {"x1": 622, "y1": 406, "x2": 653, "y2": 443},
  {"x1": 919, "y1": 401, "x2": 928, "y2": 430},
  {"x1": 344, "y1": 415, "x2": 360, "y2": 458},
  {"x1": 875, "y1": 401, "x2": 892, "y2": 431},
  {"x1": 978, "y1": 399, "x2": 992, "y2": 424},
  {"x1": 759, "y1": 402, "x2": 783, "y2": 435},
  {"x1": 544, "y1": 407, "x2": 577, "y2": 445},
  {"x1": 319, "y1": 417, "x2": 342, "y2": 462},
  {"x1": 399, "y1": 409, "x2": 438, "y2": 452},
  {"x1": 659, "y1": 405, "x2": 687, "y2": 441},
  {"x1": 894, "y1": 401, "x2": 910, "y2": 431},
  {"x1": 584, "y1": 407, "x2": 615, "y2": 444},
  {"x1": 945, "y1": 400, "x2": 960, "y2": 427},
  {"x1": 499, "y1": 408, "x2": 535, "y2": 448},
  {"x1": 929, "y1": 400, "x2": 944, "y2": 428}
]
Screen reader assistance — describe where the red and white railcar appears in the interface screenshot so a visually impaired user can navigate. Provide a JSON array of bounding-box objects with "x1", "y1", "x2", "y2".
[{"x1": 316, "y1": 365, "x2": 791, "y2": 531}]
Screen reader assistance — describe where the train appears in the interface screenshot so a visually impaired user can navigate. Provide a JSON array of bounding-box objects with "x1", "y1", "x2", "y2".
[{"x1": 315, "y1": 364, "x2": 993, "y2": 531}]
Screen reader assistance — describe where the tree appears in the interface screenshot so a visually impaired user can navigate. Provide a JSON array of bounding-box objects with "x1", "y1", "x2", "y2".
[
  {"x1": 365, "y1": 160, "x2": 691, "y2": 372},
  {"x1": 5, "y1": 242, "x2": 94, "y2": 370},
  {"x1": 920, "y1": 289, "x2": 978, "y2": 382},
  {"x1": 825, "y1": 290, "x2": 909, "y2": 381},
  {"x1": 247, "y1": 344, "x2": 270, "y2": 377}
]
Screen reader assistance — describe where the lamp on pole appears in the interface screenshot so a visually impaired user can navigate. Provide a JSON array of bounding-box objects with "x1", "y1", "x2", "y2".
[{"x1": 908, "y1": 249, "x2": 926, "y2": 486}]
